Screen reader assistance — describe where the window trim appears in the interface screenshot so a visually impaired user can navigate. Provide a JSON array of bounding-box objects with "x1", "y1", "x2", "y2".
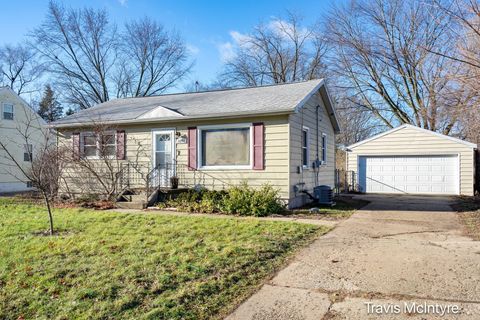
[
  {"x1": 197, "y1": 123, "x2": 253, "y2": 170},
  {"x1": 321, "y1": 133, "x2": 327, "y2": 164},
  {"x1": 80, "y1": 131, "x2": 117, "y2": 159},
  {"x1": 24, "y1": 144, "x2": 33, "y2": 162},
  {"x1": 302, "y1": 126, "x2": 310, "y2": 169},
  {"x1": 2, "y1": 103, "x2": 14, "y2": 120}
]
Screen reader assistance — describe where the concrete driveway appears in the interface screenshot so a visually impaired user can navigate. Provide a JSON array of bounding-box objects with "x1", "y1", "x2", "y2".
[{"x1": 227, "y1": 195, "x2": 480, "y2": 319}]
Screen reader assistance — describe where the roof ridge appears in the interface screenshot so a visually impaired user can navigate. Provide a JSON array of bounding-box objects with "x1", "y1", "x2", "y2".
[{"x1": 112, "y1": 79, "x2": 323, "y2": 101}]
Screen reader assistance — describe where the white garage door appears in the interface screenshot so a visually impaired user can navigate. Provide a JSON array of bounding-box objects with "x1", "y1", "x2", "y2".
[{"x1": 358, "y1": 155, "x2": 459, "y2": 195}]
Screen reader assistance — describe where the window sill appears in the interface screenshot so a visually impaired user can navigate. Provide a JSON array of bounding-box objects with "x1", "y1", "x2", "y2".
[{"x1": 198, "y1": 165, "x2": 253, "y2": 171}]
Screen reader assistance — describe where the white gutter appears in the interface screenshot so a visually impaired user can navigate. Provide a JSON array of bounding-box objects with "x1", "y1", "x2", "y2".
[{"x1": 49, "y1": 109, "x2": 295, "y2": 129}]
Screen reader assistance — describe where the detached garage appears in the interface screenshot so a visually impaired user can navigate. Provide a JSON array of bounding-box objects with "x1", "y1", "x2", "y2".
[{"x1": 346, "y1": 124, "x2": 477, "y2": 196}]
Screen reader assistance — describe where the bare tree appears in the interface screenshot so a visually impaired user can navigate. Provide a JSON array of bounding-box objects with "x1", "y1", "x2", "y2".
[
  {"x1": 31, "y1": 1, "x2": 116, "y2": 109},
  {"x1": 115, "y1": 17, "x2": 192, "y2": 97},
  {"x1": 430, "y1": 0, "x2": 480, "y2": 144},
  {"x1": 59, "y1": 122, "x2": 149, "y2": 200},
  {"x1": 31, "y1": 1, "x2": 191, "y2": 109},
  {"x1": 324, "y1": 0, "x2": 472, "y2": 134},
  {"x1": 0, "y1": 43, "x2": 44, "y2": 95},
  {"x1": 219, "y1": 12, "x2": 328, "y2": 86},
  {"x1": 0, "y1": 110, "x2": 63, "y2": 235}
]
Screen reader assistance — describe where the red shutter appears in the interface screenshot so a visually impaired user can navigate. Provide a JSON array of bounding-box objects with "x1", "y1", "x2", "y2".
[
  {"x1": 116, "y1": 130, "x2": 126, "y2": 160},
  {"x1": 72, "y1": 132, "x2": 80, "y2": 160},
  {"x1": 187, "y1": 127, "x2": 197, "y2": 170},
  {"x1": 253, "y1": 122, "x2": 264, "y2": 170}
]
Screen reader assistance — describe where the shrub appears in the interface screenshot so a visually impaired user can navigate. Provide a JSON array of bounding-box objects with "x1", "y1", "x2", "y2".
[
  {"x1": 163, "y1": 183, "x2": 284, "y2": 216},
  {"x1": 221, "y1": 183, "x2": 284, "y2": 216}
]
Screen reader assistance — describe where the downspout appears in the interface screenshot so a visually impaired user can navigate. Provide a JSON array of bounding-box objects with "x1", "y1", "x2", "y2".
[{"x1": 315, "y1": 105, "x2": 321, "y2": 186}]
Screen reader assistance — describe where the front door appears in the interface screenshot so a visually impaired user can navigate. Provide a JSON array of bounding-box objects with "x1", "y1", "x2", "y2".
[{"x1": 153, "y1": 130, "x2": 175, "y2": 187}]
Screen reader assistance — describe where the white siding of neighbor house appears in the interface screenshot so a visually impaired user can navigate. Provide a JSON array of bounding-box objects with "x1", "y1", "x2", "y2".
[
  {"x1": 0, "y1": 88, "x2": 46, "y2": 193},
  {"x1": 346, "y1": 126, "x2": 476, "y2": 196},
  {"x1": 288, "y1": 92, "x2": 336, "y2": 207},
  {"x1": 58, "y1": 115, "x2": 292, "y2": 201}
]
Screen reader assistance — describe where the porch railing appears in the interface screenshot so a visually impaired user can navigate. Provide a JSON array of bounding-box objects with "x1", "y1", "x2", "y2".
[{"x1": 116, "y1": 159, "x2": 235, "y2": 202}]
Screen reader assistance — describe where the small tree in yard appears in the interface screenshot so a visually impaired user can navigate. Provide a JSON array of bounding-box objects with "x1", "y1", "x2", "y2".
[{"x1": 0, "y1": 111, "x2": 65, "y2": 235}]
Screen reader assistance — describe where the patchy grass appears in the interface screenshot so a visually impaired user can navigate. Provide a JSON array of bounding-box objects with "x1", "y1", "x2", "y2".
[
  {"x1": 0, "y1": 198, "x2": 327, "y2": 319},
  {"x1": 285, "y1": 196, "x2": 369, "y2": 220},
  {"x1": 453, "y1": 196, "x2": 480, "y2": 241}
]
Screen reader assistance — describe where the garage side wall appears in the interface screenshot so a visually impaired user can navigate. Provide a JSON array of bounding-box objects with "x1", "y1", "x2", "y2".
[{"x1": 346, "y1": 126, "x2": 475, "y2": 196}]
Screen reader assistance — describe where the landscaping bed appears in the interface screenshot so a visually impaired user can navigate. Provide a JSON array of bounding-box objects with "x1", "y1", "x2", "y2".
[
  {"x1": 453, "y1": 196, "x2": 480, "y2": 241},
  {"x1": 0, "y1": 198, "x2": 328, "y2": 319},
  {"x1": 285, "y1": 195, "x2": 370, "y2": 220}
]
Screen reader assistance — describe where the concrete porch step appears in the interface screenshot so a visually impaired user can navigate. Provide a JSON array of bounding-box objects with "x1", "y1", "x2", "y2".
[{"x1": 116, "y1": 201, "x2": 146, "y2": 210}]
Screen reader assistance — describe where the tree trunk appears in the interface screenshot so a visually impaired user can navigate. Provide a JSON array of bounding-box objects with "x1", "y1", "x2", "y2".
[{"x1": 42, "y1": 192, "x2": 54, "y2": 236}]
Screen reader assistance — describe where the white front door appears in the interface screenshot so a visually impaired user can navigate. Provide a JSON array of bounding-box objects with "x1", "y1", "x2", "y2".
[
  {"x1": 153, "y1": 130, "x2": 175, "y2": 187},
  {"x1": 358, "y1": 155, "x2": 459, "y2": 195}
]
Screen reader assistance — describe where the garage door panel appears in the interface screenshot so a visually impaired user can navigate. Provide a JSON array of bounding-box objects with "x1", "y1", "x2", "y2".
[{"x1": 359, "y1": 155, "x2": 458, "y2": 195}]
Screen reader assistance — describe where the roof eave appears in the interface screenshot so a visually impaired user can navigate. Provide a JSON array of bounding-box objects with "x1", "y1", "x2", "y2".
[
  {"x1": 293, "y1": 79, "x2": 341, "y2": 134},
  {"x1": 49, "y1": 109, "x2": 295, "y2": 129}
]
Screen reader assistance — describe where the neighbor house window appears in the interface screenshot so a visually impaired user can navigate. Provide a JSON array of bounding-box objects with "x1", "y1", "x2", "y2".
[
  {"x1": 322, "y1": 134, "x2": 327, "y2": 163},
  {"x1": 199, "y1": 124, "x2": 251, "y2": 168},
  {"x1": 26, "y1": 181, "x2": 33, "y2": 188},
  {"x1": 24, "y1": 144, "x2": 33, "y2": 162},
  {"x1": 3, "y1": 103, "x2": 14, "y2": 120},
  {"x1": 302, "y1": 126, "x2": 310, "y2": 168},
  {"x1": 80, "y1": 132, "x2": 116, "y2": 158}
]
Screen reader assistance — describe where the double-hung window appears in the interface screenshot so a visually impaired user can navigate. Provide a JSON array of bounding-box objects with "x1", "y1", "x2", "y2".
[
  {"x1": 80, "y1": 132, "x2": 116, "y2": 158},
  {"x1": 302, "y1": 126, "x2": 310, "y2": 168},
  {"x1": 3, "y1": 103, "x2": 14, "y2": 120},
  {"x1": 321, "y1": 134, "x2": 327, "y2": 163},
  {"x1": 24, "y1": 144, "x2": 33, "y2": 162},
  {"x1": 198, "y1": 124, "x2": 251, "y2": 169}
]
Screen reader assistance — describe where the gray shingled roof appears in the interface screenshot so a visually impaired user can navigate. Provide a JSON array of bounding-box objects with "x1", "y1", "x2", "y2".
[{"x1": 52, "y1": 80, "x2": 334, "y2": 127}]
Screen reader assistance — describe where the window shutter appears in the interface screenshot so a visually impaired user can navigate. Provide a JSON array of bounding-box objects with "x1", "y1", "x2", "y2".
[
  {"x1": 72, "y1": 132, "x2": 80, "y2": 160},
  {"x1": 253, "y1": 122, "x2": 264, "y2": 170},
  {"x1": 187, "y1": 127, "x2": 197, "y2": 170},
  {"x1": 116, "y1": 130, "x2": 126, "y2": 160}
]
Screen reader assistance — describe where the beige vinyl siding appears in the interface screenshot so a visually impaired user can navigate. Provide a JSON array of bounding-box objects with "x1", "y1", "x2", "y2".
[
  {"x1": 58, "y1": 115, "x2": 291, "y2": 199},
  {"x1": 346, "y1": 126, "x2": 475, "y2": 196},
  {"x1": 288, "y1": 92, "x2": 335, "y2": 207}
]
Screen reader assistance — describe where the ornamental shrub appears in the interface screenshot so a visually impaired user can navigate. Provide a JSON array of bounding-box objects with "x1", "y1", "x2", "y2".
[{"x1": 163, "y1": 182, "x2": 284, "y2": 216}]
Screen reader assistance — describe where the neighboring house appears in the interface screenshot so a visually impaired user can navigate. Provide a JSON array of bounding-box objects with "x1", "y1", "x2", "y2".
[
  {"x1": 0, "y1": 87, "x2": 47, "y2": 193},
  {"x1": 51, "y1": 80, "x2": 340, "y2": 208},
  {"x1": 346, "y1": 124, "x2": 477, "y2": 196}
]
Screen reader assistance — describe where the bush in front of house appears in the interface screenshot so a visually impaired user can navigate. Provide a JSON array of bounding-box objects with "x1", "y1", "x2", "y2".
[{"x1": 164, "y1": 183, "x2": 284, "y2": 216}]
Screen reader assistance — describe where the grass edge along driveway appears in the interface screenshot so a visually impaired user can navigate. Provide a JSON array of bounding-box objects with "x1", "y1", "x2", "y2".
[{"x1": 0, "y1": 198, "x2": 330, "y2": 320}]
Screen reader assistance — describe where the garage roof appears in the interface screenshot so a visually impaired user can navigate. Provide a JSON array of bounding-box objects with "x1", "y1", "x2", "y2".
[{"x1": 348, "y1": 124, "x2": 477, "y2": 149}]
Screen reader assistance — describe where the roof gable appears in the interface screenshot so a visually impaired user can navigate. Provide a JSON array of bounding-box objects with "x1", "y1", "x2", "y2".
[
  {"x1": 0, "y1": 87, "x2": 46, "y2": 126},
  {"x1": 348, "y1": 124, "x2": 477, "y2": 149}
]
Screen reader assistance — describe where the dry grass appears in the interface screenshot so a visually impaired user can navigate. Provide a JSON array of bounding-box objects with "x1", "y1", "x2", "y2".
[{"x1": 453, "y1": 196, "x2": 480, "y2": 241}]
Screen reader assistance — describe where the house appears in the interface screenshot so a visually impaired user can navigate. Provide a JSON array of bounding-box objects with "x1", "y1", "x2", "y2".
[
  {"x1": 51, "y1": 79, "x2": 340, "y2": 208},
  {"x1": 0, "y1": 87, "x2": 47, "y2": 193},
  {"x1": 346, "y1": 124, "x2": 477, "y2": 196}
]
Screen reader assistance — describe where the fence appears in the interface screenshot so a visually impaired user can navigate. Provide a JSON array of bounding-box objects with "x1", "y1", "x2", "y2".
[{"x1": 335, "y1": 169, "x2": 357, "y2": 194}]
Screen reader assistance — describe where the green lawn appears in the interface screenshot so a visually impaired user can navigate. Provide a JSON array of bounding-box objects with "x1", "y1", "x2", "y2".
[{"x1": 0, "y1": 198, "x2": 327, "y2": 319}]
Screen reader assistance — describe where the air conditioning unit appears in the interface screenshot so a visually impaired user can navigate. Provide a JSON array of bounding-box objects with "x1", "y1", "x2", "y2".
[{"x1": 314, "y1": 185, "x2": 334, "y2": 205}]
